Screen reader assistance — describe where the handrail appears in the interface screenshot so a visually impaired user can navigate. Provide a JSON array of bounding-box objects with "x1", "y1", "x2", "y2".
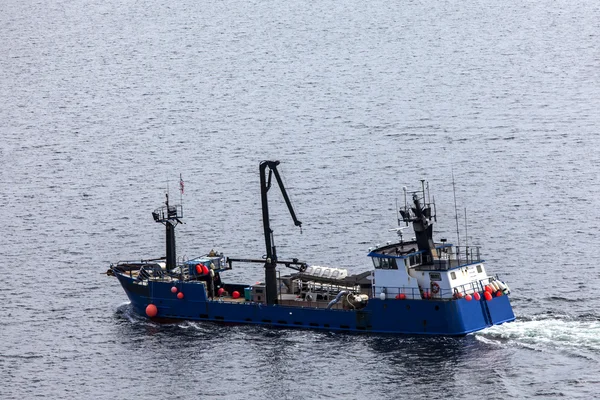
[
  {"x1": 376, "y1": 276, "x2": 509, "y2": 301},
  {"x1": 371, "y1": 245, "x2": 483, "y2": 271}
]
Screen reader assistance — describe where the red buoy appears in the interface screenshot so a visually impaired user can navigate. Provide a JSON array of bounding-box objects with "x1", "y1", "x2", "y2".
[
  {"x1": 202, "y1": 265, "x2": 209, "y2": 275},
  {"x1": 474, "y1": 292, "x2": 481, "y2": 301},
  {"x1": 171, "y1": 286, "x2": 178, "y2": 294},
  {"x1": 177, "y1": 292, "x2": 184, "y2": 299},
  {"x1": 485, "y1": 285, "x2": 493, "y2": 293},
  {"x1": 496, "y1": 291, "x2": 503, "y2": 297},
  {"x1": 465, "y1": 294, "x2": 472, "y2": 301},
  {"x1": 484, "y1": 291, "x2": 492, "y2": 301},
  {"x1": 145, "y1": 304, "x2": 158, "y2": 317},
  {"x1": 195, "y1": 264, "x2": 203, "y2": 274},
  {"x1": 232, "y1": 291, "x2": 240, "y2": 299},
  {"x1": 399, "y1": 293, "x2": 406, "y2": 300},
  {"x1": 218, "y1": 288, "x2": 225, "y2": 296}
]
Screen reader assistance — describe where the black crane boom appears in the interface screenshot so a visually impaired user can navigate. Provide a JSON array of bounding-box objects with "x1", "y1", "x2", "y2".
[{"x1": 259, "y1": 160, "x2": 302, "y2": 305}]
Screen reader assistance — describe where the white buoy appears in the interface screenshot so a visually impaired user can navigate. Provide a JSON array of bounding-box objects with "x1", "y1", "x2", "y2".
[{"x1": 379, "y1": 292, "x2": 386, "y2": 301}]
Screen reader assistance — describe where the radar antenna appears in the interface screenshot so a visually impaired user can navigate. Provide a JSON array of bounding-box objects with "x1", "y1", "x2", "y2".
[{"x1": 389, "y1": 226, "x2": 408, "y2": 244}]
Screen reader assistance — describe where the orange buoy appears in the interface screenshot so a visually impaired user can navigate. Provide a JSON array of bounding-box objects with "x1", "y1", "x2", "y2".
[
  {"x1": 496, "y1": 291, "x2": 503, "y2": 297},
  {"x1": 484, "y1": 291, "x2": 492, "y2": 301},
  {"x1": 218, "y1": 288, "x2": 225, "y2": 296},
  {"x1": 465, "y1": 294, "x2": 472, "y2": 301},
  {"x1": 177, "y1": 292, "x2": 184, "y2": 299},
  {"x1": 146, "y1": 304, "x2": 158, "y2": 317},
  {"x1": 473, "y1": 292, "x2": 481, "y2": 301},
  {"x1": 171, "y1": 286, "x2": 178, "y2": 294},
  {"x1": 232, "y1": 291, "x2": 240, "y2": 299}
]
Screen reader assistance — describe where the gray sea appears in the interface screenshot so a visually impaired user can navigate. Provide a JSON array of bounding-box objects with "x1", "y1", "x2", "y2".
[{"x1": 1, "y1": 0, "x2": 600, "y2": 398}]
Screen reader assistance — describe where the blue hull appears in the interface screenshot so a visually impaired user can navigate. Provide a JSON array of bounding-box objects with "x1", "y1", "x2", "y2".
[{"x1": 116, "y1": 274, "x2": 515, "y2": 336}]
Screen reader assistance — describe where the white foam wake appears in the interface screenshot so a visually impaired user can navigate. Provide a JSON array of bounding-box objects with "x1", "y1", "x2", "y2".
[{"x1": 479, "y1": 318, "x2": 600, "y2": 355}]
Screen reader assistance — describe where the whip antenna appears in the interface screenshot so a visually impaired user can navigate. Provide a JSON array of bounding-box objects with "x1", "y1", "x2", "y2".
[{"x1": 452, "y1": 168, "x2": 461, "y2": 250}]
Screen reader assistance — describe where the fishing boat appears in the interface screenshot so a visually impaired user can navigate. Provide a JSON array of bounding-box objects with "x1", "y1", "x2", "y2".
[{"x1": 108, "y1": 160, "x2": 515, "y2": 335}]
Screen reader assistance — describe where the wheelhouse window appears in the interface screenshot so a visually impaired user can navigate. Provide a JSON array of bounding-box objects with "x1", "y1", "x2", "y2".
[
  {"x1": 450, "y1": 271, "x2": 456, "y2": 280},
  {"x1": 476, "y1": 265, "x2": 482, "y2": 273},
  {"x1": 372, "y1": 257, "x2": 398, "y2": 270},
  {"x1": 429, "y1": 272, "x2": 442, "y2": 281}
]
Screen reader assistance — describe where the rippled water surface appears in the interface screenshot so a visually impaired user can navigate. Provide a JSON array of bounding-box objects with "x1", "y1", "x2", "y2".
[{"x1": 1, "y1": 0, "x2": 599, "y2": 399}]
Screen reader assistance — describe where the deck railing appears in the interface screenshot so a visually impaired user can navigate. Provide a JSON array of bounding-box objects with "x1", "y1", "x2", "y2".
[
  {"x1": 377, "y1": 276, "x2": 508, "y2": 301},
  {"x1": 416, "y1": 245, "x2": 482, "y2": 271}
]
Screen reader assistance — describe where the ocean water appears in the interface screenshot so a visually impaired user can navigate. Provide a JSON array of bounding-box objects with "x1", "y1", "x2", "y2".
[{"x1": 1, "y1": 0, "x2": 599, "y2": 398}]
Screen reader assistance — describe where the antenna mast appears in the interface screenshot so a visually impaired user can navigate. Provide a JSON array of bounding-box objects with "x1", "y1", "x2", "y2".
[
  {"x1": 452, "y1": 169, "x2": 461, "y2": 249},
  {"x1": 179, "y1": 173, "x2": 184, "y2": 208},
  {"x1": 464, "y1": 207, "x2": 468, "y2": 253}
]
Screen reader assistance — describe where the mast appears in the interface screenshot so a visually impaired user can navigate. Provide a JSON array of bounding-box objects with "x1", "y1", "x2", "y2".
[
  {"x1": 399, "y1": 182, "x2": 436, "y2": 264},
  {"x1": 259, "y1": 160, "x2": 302, "y2": 305},
  {"x1": 152, "y1": 193, "x2": 183, "y2": 271}
]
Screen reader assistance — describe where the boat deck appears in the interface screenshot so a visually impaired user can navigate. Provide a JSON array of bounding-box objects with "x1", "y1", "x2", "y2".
[{"x1": 211, "y1": 293, "x2": 345, "y2": 310}]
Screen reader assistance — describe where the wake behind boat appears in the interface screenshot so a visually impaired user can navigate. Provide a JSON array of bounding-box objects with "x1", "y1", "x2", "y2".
[{"x1": 108, "y1": 161, "x2": 515, "y2": 335}]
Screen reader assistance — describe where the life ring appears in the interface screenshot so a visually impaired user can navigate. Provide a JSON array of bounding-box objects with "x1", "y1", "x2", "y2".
[{"x1": 431, "y1": 282, "x2": 440, "y2": 294}]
